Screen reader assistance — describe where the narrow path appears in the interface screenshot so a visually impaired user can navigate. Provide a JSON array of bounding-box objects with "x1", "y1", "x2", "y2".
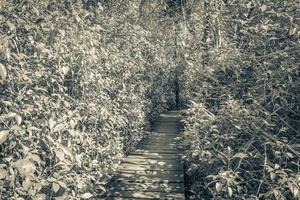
[{"x1": 103, "y1": 111, "x2": 185, "y2": 199}]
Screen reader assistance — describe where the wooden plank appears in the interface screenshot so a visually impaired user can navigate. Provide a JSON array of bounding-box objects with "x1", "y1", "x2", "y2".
[
  {"x1": 131, "y1": 147, "x2": 181, "y2": 155},
  {"x1": 123, "y1": 156, "x2": 181, "y2": 165},
  {"x1": 136, "y1": 143, "x2": 180, "y2": 151},
  {"x1": 138, "y1": 141, "x2": 179, "y2": 147},
  {"x1": 138, "y1": 140, "x2": 178, "y2": 146},
  {"x1": 154, "y1": 120, "x2": 181, "y2": 124},
  {"x1": 139, "y1": 137, "x2": 178, "y2": 142},
  {"x1": 156, "y1": 119, "x2": 182, "y2": 123},
  {"x1": 139, "y1": 141, "x2": 181, "y2": 146},
  {"x1": 153, "y1": 127, "x2": 180, "y2": 133},
  {"x1": 106, "y1": 182, "x2": 184, "y2": 192},
  {"x1": 136, "y1": 141, "x2": 179, "y2": 147},
  {"x1": 116, "y1": 169, "x2": 184, "y2": 177},
  {"x1": 151, "y1": 131, "x2": 182, "y2": 135},
  {"x1": 116, "y1": 170, "x2": 183, "y2": 177},
  {"x1": 111, "y1": 171, "x2": 184, "y2": 183},
  {"x1": 151, "y1": 129, "x2": 180, "y2": 133},
  {"x1": 140, "y1": 135, "x2": 180, "y2": 142},
  {"x1": 118, "y1": 163, "x2": 183, "y2": 171},
  {"x1": 133, "y1": 148, "x2": 181, "y2": 154},
  {"x1": 159, "y1": 116, "x2": 181, "y2": 119},
  {"x1": 148, "y1": 132, "x2": 181, "y2": 137},
  {"x1": 125, "y1": 154, "x2": 181, "y2": 160},
  {"x1": 106, "y1": 191, "x2": 185, "y2": 199},
  {"x1": 159, "y1": 114, "x2": 182, "y2": 120},
  {"x1": 130, "y1": 151, "x2": 182, "y2": 158},
  {"x1": 138, "y1": 143, "x2": 180, "y2": 150},
  {"x1": 140, "y1": 146, "x2": 182, "y2": 152},
  {"x1": 153, "y1": 122, "x2": 180, "y2": 127}
]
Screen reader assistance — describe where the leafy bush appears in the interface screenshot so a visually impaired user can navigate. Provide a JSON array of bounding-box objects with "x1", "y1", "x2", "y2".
[
  {"x1": 0, "y1": 0, "x2": 175, "y2": 199},
  {"x1": 181, "y1": 0, "x2": 300, "y2": 199}
]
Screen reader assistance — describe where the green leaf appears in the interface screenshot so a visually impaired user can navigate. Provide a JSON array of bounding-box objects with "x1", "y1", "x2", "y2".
[
  {"x1": 0, "y1": 130, "x2": 9, "y2": 144},
  {"x1": 228, "y1": 187, "x2": 233, "y2": 197},
  {"x1": 261, "y1": 5, "x2": 267, "y2": 12},
  {"x1": 14, "y1": 159, "x2": 36, "y2": 176},
  {"x1": 215, "y1": 182, "x2": 223, "y2": 192},
  {"x1": 81, "y1": 193, "x2": 93, "y2": 199},
  {"x1": 6, "y1": 21, "x2": 15, "y2": 31},
  {"x1": 58, "y1": 29, "x2": 65, "y2": 37},
  {"x1": 27, "y1": 153, "x2": 41, "y2": 165},
  {"x1": 22, "y1": 177, "x2": 32, "y2": 191},
  {"x1": 15, "y1": 115, "x2": 22, "y2": 125},
  {"x1": 0, "y1": 169, "x2": 8, "y2": 180},
  {"x1": 287, "y1": 182, "x2": 299, "y2": 198},
  {"x1": 3, "y1": 112, "x2": 16, "y2": 119},
  {"x1": 54, "y1": 149, "x2": 65, "y2": 161},
  {"x1": 10, "y1": 125, "x2": 22, "y2": 132},
  {"x1": 289, "y1": 27, "x2": 297, "y2": 36},
  {"x1": 58, "y1": 181, "x2": 67, "y2": 189},
  {"x1": 52, "y1": 183, "x2": 60, "y2": 193},
  {"x1": 98, "y1": 185, "x2": 106, "y2": 193},
  {"x1": 0, "y1": 64, "x2": 7, "y2": 83},
  {"x1": 74, "y1": 15, "x2": 81, "y2": 23},
  {"x1": 273, "y1": 189, "x2": 285, "y2": 200},
  {"x1": 35, "y1": 18, "x2": 45, "y2": 24},
  {"x1": 233, "y1": 152, "x2": 248, "y2": 159},
  {"x1": 49, "y1": 117, "x2": 55, "y2": 131}
]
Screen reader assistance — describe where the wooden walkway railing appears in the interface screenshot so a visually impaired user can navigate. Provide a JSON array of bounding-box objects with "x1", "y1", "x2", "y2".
[{"x1": 103, "y1": 111, "x2": 185, "y2": 199}]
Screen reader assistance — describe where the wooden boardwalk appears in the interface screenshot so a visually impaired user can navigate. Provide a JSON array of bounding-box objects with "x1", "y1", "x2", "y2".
[{"x1": 103, "y1": 111, "x2": 185, "y2": 199}]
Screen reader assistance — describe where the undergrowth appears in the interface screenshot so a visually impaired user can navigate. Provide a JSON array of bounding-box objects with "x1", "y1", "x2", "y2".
[
  {"x1": 181, "y1": 0, "x2": 299, "y2": 199},
  {"x1": 0, "y1": 1, "x2": 175, "y2": 199}
]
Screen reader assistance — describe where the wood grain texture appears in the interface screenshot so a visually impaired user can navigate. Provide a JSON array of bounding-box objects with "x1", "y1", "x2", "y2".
[{"x1": 103, "y1": 111, "x2": 185, "y2": 199}]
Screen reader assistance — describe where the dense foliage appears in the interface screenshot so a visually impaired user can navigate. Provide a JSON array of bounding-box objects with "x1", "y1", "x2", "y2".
[
  {"x1": 181, "y1": 0, "x2": 300, "y2": 199},
  {"x1": 1, "y1": 0, "x2": 299, "y2": 199},
  {"x1": 0, "y1": 1, "x2": 176, "y2": 199}
]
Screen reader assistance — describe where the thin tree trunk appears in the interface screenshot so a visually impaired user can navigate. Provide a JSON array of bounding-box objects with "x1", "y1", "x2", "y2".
[{"x1": 202, "y1": 0, "x2": 210, "y2": 66}]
